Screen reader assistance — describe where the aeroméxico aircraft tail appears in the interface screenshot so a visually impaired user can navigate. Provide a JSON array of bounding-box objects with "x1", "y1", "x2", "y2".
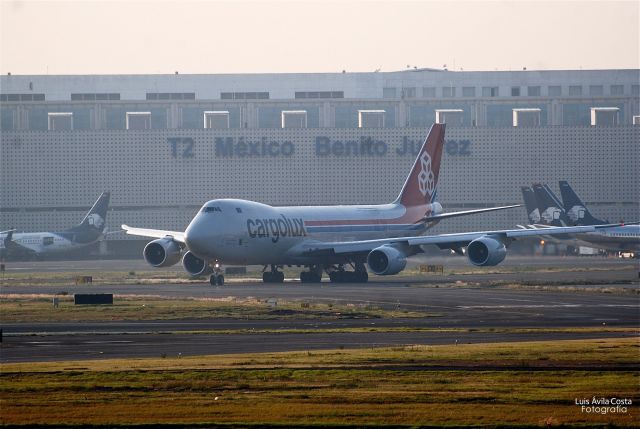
[
  {"x1": 532, "y1": 183, "x2": 570, "y2": 227},
  {"x1": 65, "y1": 191, "x2": 110, "y2": 242},
  {"x1": 558, "y1": 181, "x2": 607, "y2": 226},
  {"x1": 520, "y1": 186, "x2": 541, "y2": 224}
]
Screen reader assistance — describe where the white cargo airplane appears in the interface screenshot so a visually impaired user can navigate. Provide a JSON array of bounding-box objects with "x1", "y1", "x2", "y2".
[
  {"x1": 1, "y1": 192, "x2": 111, "y2": 258},
  {"x1": 123, "y1": 124, "x2": 623, "y2": 285}
]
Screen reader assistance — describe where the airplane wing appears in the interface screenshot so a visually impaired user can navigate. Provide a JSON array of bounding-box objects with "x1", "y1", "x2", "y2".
[
  {"x1": 121, "y1": 224, "x2": 186, "y2": 243},
  {"x1": 294, "y1": 223, "x2": 625, "y2": 257},
  {"x1": 421, "y1": 204, "x2": 522, "y2": 222}
]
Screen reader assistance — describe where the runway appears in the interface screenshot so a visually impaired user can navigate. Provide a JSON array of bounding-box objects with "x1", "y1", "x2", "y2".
[{"x1": 1, "y1": 257, "x2": 638, "y2": 363}]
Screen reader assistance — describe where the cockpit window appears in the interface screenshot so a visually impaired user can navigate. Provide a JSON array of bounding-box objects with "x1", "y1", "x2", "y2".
[
  {"x1": 202, "y1": 206, "x2": 222, "y2": 213},
  {"x1": 236, "y1": 208, "x2": 242, "y2": 213}
]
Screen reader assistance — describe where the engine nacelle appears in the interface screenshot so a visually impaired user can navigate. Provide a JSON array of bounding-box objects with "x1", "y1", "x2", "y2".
[
  {"x1": 182, "y1": 250, "x2": 213, "y2": 276},
  {"x1": 467, "y1": 236, "x2": 507, "y2": 266},
  {"x1": 143, "y1": 238, "x2": 182, "y2": 267},
  {"x1": 367, "y1": 245, "x2": 407, "y2": 275}
]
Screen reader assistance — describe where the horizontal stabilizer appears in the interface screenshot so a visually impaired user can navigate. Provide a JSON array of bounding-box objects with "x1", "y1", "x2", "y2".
[{"x1": 421, "y1": 204, "x2": 521, "y2": 222}]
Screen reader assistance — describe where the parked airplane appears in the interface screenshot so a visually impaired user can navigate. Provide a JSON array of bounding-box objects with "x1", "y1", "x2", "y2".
[
  {"x1": 526, "y1": 183, "x2": 639, "y2": 254},
  {"x1": 0, "y1": 192, "x2": 111, "y2": 258},
  {"x1": 123, "y1": 124, "x2": 624, "y2": 285}
]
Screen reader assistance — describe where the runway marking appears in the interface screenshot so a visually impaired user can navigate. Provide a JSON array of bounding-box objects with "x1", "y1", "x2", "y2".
[{"x1": 459, "y1": 304, "x2": 638, "y2": 309}]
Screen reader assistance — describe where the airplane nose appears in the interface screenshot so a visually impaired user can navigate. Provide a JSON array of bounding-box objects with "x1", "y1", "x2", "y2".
[{"x1": 184, "y1": 217, "x2": 212, "y2": 258}]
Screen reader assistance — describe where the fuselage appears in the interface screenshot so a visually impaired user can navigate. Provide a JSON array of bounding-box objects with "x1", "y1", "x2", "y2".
[
  {"x1": 573, "y1": 225, "x2": 640, "y2": 251},
  {"x1": 184, "y1": 198, "x2": 442, "y2": 265},
  {"x1": 0, "y1": 229, "x2": 104, "y2": 255},
  {"x1": 536, "y1": 225, "x2": 640, "y2": 252}
]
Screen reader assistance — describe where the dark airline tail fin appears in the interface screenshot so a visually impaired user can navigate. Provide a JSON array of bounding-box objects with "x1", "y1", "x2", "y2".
[
  {"x1": 78, "y1": 191, "x2": 110, "y2": 232},
  {"x1": 532, "y1": 184, "x2": 570, "y2": 227},
  {"x1": 395, "y1": 123, "x2": 445, "y2": 207},
  {"x1": 558, "y1": 181, "x2": 607, "y2": 226},
  {"x1": 520, "y1": 186, "x2": 540, "y2": 224},
  {"x1": 64, "y1": 192, "x2": 111, "y2": 244}
]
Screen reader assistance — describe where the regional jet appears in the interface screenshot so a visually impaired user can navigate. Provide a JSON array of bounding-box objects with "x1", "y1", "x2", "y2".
[
  {"x1": 123, "y1": 124, "x2": 625, "y2": 285},
  {"x1": 0, "y1": 192, "x2": 111, "y2": 258}
]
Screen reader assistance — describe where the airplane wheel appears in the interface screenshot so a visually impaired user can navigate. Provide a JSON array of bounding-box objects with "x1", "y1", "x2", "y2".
[
  {"x1": 329, "y1": 271, "x2": 343, "y2": 283},
  {"x1": 216, "y1": 274, "x2": 225, "y2": 286},
  {"x1": 209, "y1": 274, "x2": 217, "y2": 286},
  {"x1": 301, "y1": 272, "x2": 321, "y2": 283},
  {"x1": 263, "y1": 272, "x2": 284, "y2": 283},
  {"x1": 357, "y1": 271, "x2": 368, "y2": 283}
]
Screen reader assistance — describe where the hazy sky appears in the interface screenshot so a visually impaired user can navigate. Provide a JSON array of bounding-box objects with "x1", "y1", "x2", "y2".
[{"x1": 1, "y1": 0, "x2": 638, "y2": 75}]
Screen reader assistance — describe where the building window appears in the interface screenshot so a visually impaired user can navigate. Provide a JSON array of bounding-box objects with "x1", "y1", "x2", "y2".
[
  {"x1": 126, "y1": 112, "x2": 151, "y2": 130},
  {"x1": 482, "y1": 86, "x2": 499, "y2": 97},
  {"x1": 462, "y1": 87, "x2": 476, "y2": 97},
  {"x1": 590, "y1": 107, "x2": 619, "y2": 126},
  {"x1": 294, "y1": 91, "x2": 343, "y2": 99},
  {"x1": 569, "y1": 85, "x2": 582, "y2": 96},
  {"x1": 633, "y1": 116, "x2": 640, "y2": 125},
  {"x1": 511, "y1": 87, "x2": 521, "y2": 97},
  {"x1": 588, "y1": 85, "x2": 603, "y2": 96},
  {"x1": 527, "y1": 86, "x2": 541, "y2": 96},
  {"x1": 358, "y1": 110, "x2": 385, "y2": 128},
  {"x1": 513, "y1": 108, "x2": 541, "y2": 127},
  {"x1": 221, "y1": 92, "x2": 269, "y2": 100},
  {"x1": 204, "y1": 111, "x2": 230, "y2": 129},
  {"x1": 435, "y1": 109, "x2": 463, "y2": 126},
  {"x1": 548, "y1": 86, "x2": 562, "y2": 96},
  {"x1": 48, "y1": 112, "x2": 73, "y2": 130},
  {"x1": 382, "y1": 87, "x2": 396, "y2": 98},
  {"x1": 281, "y1": 110, "x2": 307, "y2": 128},
  {"x1": 610, "y1": 85, "x2": 624, "y2": 96},
  {"x1": 442, "y1": 86, "x2": 456, "y2": 97},
  {"x1": 422, "y1": 87, "x2": 436, "y2": 97},
  {"x1": 71, "y1": 93, "x2": 120, "y2": 101},
  {"x1": 1, "y1": 93, "x2": 46, "y2": 101},
  {"x1": 147, "y1": 92, "x2": 195, "y2": 100},
  {"x1": 402, "y1": 87, "x2": 416, "y2": 98}
]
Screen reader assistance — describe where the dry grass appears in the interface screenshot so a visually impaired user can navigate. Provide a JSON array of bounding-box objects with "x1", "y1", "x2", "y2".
[
  {"x1": 1, "y1": 338, "x2": 638, "y2": 427},
  {"x1": 0, "y1": 295, "x2": 433, "y2": 323}
]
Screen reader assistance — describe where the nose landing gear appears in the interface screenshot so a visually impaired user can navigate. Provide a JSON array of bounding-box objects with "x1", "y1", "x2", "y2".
[{"x1": 209, "y1": 273, "x2": 224, "y2": 286}]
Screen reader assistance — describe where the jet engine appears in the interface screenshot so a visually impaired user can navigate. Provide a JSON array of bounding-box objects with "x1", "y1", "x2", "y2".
[
  {"x1": 466, "y1": 236, "x2": 507, "y2": 266},
  {"x1": 143, "y1": 238, "x2": 182, "y2": 267},
  {"x1": 367, "y1": 245, "x2": 407, "y2": 275},
  {"x1": 182, "y1": 250, "x2": 213, "y2": 276}
]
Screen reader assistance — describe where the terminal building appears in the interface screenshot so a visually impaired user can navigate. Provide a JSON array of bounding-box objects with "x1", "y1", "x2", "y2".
[{"x1": 1, "y1": 68, "x2": 638, "y2": 257}]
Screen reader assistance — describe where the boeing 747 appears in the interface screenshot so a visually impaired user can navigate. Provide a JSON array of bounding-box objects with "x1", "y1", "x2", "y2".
[{"x1": 124, "y1": 125, "x2": 624, "y2": 285}]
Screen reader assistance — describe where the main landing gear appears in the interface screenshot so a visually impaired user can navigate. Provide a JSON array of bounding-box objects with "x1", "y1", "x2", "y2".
[
  {"x1": 263, "y1": 265, "x2": 284, "y2": 283},
  {"x1": 300, "y1": 265, "x2": 323, "y2": 283},
  {"x1": 328, "y1": 263, "x2": 368, "y2": 283}
]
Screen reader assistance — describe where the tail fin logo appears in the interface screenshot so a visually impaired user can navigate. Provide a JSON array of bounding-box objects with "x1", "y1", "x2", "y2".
[
  {"x1": 567, "y1": 205, "x2": 586, "y2": 222},
  {"x1": 87, "y1": 214, "x2": 105, "y2": 230},
  {"x1": 417, "y1": 152, "x2": 435, "y2": 197}
]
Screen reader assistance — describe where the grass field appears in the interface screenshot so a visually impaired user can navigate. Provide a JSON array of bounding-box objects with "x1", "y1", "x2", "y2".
[
  {"x1": 2, "y1": 338, "x2": 638, "y2": 427},
  {"x1": 0, "y1": 295, "x2": 434, "y2": 323}
]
